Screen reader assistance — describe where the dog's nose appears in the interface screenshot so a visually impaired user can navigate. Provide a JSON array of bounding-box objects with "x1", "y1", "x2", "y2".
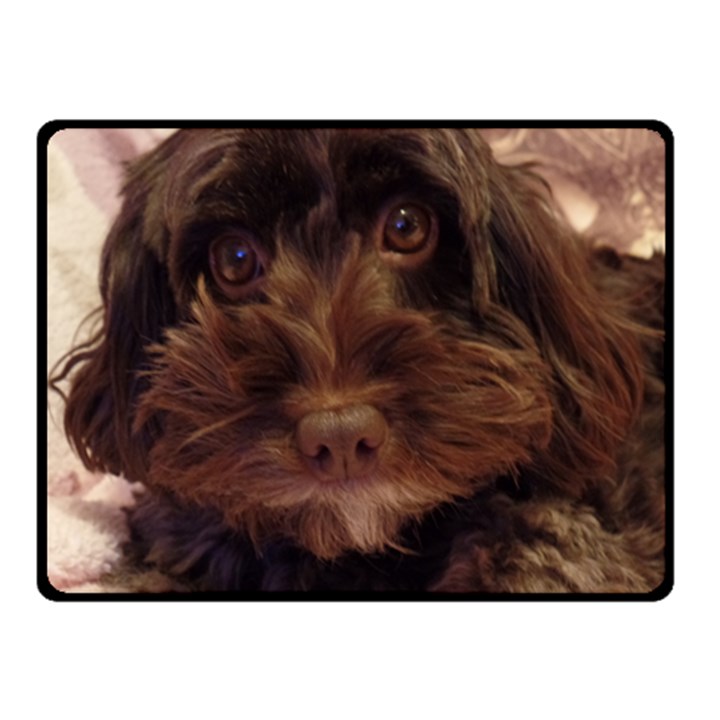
[{"x1": 296, "y1": 404, "x2": 388, "y2": 482}]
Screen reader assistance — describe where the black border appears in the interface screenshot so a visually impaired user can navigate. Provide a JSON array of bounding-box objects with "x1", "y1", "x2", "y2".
[{"x1": 39, "y1": 120, "x2": 674, "y2": 602}]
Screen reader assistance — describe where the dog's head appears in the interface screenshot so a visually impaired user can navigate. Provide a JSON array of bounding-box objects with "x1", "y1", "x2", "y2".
[{"x1": 52, "y1": 128, "x2": 643, "y2": 559}]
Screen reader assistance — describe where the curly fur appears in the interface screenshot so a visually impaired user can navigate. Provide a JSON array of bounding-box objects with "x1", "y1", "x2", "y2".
[{"x1": 50, "y1": 128, "x2": 665, "y2": 593}]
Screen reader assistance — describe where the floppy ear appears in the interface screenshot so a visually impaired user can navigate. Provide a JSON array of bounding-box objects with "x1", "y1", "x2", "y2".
[
  {"x1": 50, "y1": 138, "x2": 180, "y2": 482},
  {"x1": 474, "y1": 160, "x2": 645, "y2": 495}
]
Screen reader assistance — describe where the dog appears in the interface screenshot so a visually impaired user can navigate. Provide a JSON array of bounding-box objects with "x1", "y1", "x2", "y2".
[{"x1": 50, "y1": 128, "x2": 666, "y2": 592}]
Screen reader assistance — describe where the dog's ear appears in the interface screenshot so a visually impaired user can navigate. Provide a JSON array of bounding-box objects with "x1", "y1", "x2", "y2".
[
  {"x1": 50, "y1": 135, "x2": 183, "y2": 482},
  {"x1": 472, "y1": 159, "x2": 646, "y2": 494}
]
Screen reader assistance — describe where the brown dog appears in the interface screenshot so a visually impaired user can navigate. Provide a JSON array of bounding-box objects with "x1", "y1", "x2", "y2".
[{"x1": 50, "y1": 128, "x2": 666, "y2": 592}]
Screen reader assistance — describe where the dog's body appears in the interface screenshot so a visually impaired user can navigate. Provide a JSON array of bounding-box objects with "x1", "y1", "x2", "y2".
[{"x1": 51, "y1": 128, "x2": 665, "y2": 593}]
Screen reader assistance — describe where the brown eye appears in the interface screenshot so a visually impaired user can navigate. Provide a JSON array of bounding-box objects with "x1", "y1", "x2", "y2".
[
  {"x1": 383, "y1": 203, "x2": 435, "y2": 254},
  {"x1": 210, "y1": 232, "x2": 264, "y2": 297}
]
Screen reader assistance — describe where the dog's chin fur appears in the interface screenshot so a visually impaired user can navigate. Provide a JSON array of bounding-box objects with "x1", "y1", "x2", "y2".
[{"x1": 50, "y1": 128, "x2": 665, "y2": 592}]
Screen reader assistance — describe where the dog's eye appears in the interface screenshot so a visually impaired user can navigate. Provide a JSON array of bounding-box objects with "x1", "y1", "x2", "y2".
[
  {"x1": 382, "y1": 202, "x2": 437, "y2": 256},
  {"x1": 210, "y1": 232, "x2": 264, "y2": 298}
]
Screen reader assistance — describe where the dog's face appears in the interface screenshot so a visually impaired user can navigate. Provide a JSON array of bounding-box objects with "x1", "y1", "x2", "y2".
[{"x1": 57, "y1": 128, "x2": 642, "y2": 560}]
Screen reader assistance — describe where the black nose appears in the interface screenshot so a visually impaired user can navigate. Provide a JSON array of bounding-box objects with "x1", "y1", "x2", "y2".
[{"x1": 296, "y1": 404, "x2": 388, "y2": 482}]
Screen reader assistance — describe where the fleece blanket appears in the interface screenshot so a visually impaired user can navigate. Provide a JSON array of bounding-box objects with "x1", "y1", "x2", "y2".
[{"x1": 45, "y1": 127, "x2": 666, "y2": 593}]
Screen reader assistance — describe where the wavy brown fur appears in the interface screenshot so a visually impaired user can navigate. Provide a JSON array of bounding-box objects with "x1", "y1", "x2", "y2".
[{"x1": 49, "y1": 128, "x2": 665, "y2": 592}]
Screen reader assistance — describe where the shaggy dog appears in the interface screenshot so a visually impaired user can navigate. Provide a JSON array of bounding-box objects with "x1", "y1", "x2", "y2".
[{"x1": 50, "y1": 128, "x2": 666, "y2": 593}]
